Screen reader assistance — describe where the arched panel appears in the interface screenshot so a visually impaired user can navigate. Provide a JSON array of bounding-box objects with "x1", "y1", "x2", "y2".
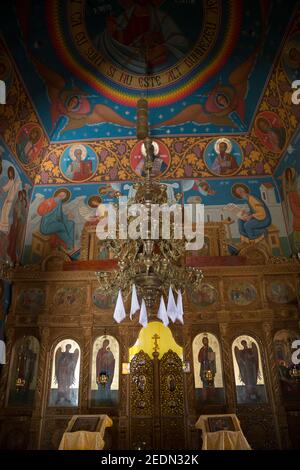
[
  {"x1": 90, "y1": 335, "x2": 119, "y2": 407},
  {"x1": 192, "y1": 332, "x2": 225, "y2": 405},
  {"x1": 232, "y1": 335, "x2": 267, "y2": 404},
  {"x1": 8, "y1": 335, "x2": 39, "y2": 407},
  {"x1": 48, "y1": 339, "x2": 80, "y2": 407}
]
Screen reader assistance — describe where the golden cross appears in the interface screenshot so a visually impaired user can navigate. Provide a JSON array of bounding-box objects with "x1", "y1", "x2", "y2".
[{"x1": 152, "y1": 333, "x2": 160, "y2": 353}]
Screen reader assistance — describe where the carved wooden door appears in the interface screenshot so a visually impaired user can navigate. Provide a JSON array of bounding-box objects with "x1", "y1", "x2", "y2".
[{"x1": 129, "y1": 349, "x2": 185, "y2": 450}]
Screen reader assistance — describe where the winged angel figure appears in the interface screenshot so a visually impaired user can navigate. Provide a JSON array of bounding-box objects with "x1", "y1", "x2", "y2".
[
  {"x1": 234, "y1": 339, "x2": 261, "y2": 401},
  {"x1": 54, "y1": 344, "x2": 79, "y2": 405},
  {"x1": 32, "y1": 59, "x2": 135, "y2": 135}
]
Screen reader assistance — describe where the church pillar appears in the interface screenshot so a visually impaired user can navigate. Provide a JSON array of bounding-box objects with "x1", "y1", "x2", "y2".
[
  {"x1": 219, "y1": 322, "x2": 236, "y2": 413},
  {"x1": 262, "y1": 321, "x2": 291, "y2": 449},
  {"x1": 79, "y1": 326, "x2": 92, "y2": 413}
]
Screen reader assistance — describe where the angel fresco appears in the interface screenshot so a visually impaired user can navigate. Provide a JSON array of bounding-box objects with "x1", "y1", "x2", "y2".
[
  {"x1": 54, "y1": 343, "x2": 79, "y2": 406},
  {"x1": 179, "y1": 180, "x2": 216, "y2": 203},
  {"x1": 79, "y1": 195, "x2": 103, "y2": 227},
  {"x1": 32, "y1": 59, "x2": 135, "y2": 135},
  {"x1": 233, "y1": 337, "x2": 266, "y2": 403},
  {"x1": 157, "y1": 47, "x2": 260, "y2": 130}
]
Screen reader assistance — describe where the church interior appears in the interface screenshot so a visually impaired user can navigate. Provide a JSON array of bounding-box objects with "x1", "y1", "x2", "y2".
[{"x1": 0, "y1": 0, "x2": 300, "y2": 451}]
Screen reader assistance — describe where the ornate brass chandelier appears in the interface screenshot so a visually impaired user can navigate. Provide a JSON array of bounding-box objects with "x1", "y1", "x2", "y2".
[{"x1": 95, "y1": 103, "x2": 204, "y2": 326}]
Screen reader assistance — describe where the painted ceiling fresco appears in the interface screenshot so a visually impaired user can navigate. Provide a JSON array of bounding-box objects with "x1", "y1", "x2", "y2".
[
  {"x1": 1, "y1": 0, "x2": 300, "y2": 265},
  {"x1": 0, "y1": 0, "x2": 300, "y2": 186},
  {"x1": 0, "y1": 0, "x2": 298, "y2": 136}
]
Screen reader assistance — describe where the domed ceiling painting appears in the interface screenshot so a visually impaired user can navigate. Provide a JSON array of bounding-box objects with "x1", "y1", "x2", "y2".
[{"x1": 0, "y1": 0, "x2": 300, "y2": 264}]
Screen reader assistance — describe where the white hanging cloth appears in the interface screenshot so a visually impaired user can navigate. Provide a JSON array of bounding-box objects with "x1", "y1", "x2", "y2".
[
  {"x1": 113, "y1": 290, "x2": 126, "y2": 323},
  {"x1": 176, "y1": 289, "x2": 184, "y2": 324},
  {"x1": 139, "y1": 299, "x2": 148, "y2": 328},
  {"x1": 157, "y1": 295, "x2": 169, "y2": 327},
  {"x1": 166, "y1": 286, "x2": 178, "y2": 323},
  {"x1": 130, "y1": 284, "x2": 140, "y2": 320}
]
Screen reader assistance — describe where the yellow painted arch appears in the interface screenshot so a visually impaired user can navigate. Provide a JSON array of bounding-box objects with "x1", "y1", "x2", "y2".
[{"x1": 129, "y1": 321, "x2": 183, "y2": 361}]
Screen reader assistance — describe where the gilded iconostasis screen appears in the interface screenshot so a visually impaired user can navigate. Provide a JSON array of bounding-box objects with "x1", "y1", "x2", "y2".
[
  {"x1": 232, "y1": 335, "x2": 267, "y2": 404},
  {"x1": 90, "y1": 335, "x2": 119, "y2": 407},
  {"x1": 49, "y1": 339, "x2": 80, "y2": 407},
  {"x1": 8, "y1": 336, "x2": 39, "y2": 407},
  {"x1": 192, "y1": 333, "x2": 225, "y2": 405}
]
